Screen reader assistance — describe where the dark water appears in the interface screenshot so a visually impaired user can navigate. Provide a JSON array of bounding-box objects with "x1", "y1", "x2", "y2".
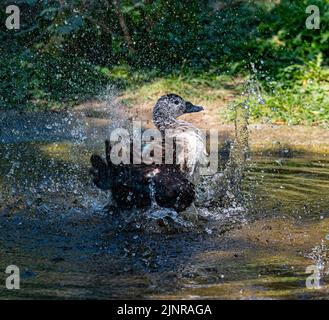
[{"x1": 1, "y1": 112, "x2": 329, "y2": 299}]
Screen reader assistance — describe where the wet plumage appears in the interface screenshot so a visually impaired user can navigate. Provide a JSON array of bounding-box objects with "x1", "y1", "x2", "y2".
[{"x1": 90, "y1": 94, "x2": 206, "y2": 212}]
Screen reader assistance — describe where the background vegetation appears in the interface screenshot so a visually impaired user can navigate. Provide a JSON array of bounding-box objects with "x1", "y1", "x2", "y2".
[{"x1": 1, "y1": 0, "x2": 328, "y2": 125}]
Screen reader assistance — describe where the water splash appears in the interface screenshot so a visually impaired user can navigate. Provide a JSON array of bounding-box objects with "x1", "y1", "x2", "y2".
[
  {"x1": 0, "y1": 85, "x2": 134, "y2": 221},
  {"x1": 0, "y1": 80, "x2": 255, "y2": 236},
  {"x1": 306, "y1": 240, "x2": 329, "y2": 280},
  {"x1": 195, "y1": 99, "x2": 250, "y2": 217},
  {"x1": 194, "y1": 63, "x2": 269, "y2": 223}
]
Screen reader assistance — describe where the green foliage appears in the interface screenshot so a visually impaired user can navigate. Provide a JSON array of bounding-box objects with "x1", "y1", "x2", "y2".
[
  {"x1": 0, "y1": 0, "x2": 328, "y2": 125},
  {"x1": 260, "y1": 0, "x2": 329, "y2": 65},
  {"x1": 242, "y1": 0, "x2": 329, "y2": 125},
  {"x1": 248, "y1": 55, "x2": 329, "y2": 126},
  {"x1": 0, "y1": 51, "x2": 107, "y2": 110}
]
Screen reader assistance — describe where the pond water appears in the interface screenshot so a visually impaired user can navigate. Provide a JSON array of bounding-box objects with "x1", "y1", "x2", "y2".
[{"x1": 0, "y1": 111, "x2": 329, "y2": 299}]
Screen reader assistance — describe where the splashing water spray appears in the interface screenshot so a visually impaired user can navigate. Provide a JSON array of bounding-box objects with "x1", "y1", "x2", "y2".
[{"x1": 195, "y1": 63, "x2": 265, "y2": 226}]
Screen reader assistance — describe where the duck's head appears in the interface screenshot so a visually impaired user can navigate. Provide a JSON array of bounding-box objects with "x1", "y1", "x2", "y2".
[{"x1": 153, "y1": 94, "x2": 204, "y2": 131}]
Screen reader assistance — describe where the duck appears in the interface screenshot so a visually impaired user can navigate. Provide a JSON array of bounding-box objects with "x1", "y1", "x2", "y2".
[
  {"x1": 153, "y1": 94, "x2": 208, "y2": 176},
  {"x1": 90, "y1": 94, "x2": 206, "y2": 212}
]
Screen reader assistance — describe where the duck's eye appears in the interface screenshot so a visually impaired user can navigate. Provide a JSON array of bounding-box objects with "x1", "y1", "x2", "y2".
[{"x1": 174, "y1": 100, "x2": 179, "y2": 105}]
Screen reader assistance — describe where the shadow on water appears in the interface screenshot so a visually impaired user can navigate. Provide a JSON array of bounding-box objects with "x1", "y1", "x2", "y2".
[{"x1": 1, "y1": 108, "x2": 329, "y2": 299}]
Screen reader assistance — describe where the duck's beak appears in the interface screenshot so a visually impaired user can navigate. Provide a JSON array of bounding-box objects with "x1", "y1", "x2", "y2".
[{"x1": 184, "y1": 102, "x2": 204, "y2": 114}]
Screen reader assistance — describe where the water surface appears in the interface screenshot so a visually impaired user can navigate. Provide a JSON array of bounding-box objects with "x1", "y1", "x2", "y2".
[{"x1": 1, "y1": 112, "x2": 329, "y2": 299}]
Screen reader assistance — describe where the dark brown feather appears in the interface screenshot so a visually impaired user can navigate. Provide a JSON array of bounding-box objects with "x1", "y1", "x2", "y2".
[{"x1": 90, "y1": 141, "x2": 195, "y2": 212}]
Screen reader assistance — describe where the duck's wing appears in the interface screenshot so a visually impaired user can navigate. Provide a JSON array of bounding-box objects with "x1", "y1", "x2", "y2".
[
  {"x1": 90, "y1": 140, "x2": 158, "y2": 193},
  {"x1": 90, "y1": 154, "x2": 111, "y2": 190},
  {"x1": 152, "y1": 166, "x2": 195, "y2": 211},
  {"x1": 166, "y1": 122, "x2": 209, "y2": 175},
  {"x1": 90, "y1": 140, "x2": 118, "y2": 190},
  {"x1": 90, "y1": 141, "x2": 195, "y2": 211}
]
